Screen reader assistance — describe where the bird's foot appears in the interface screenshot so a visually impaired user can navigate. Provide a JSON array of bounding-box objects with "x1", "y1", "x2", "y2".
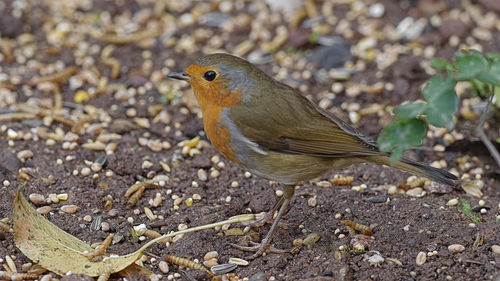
[
  {"x1": 231, "y1": 240, "x2": 289, "y2": 260},
  {"x1": 244, "y1": 197, "x2": 285, "y2": 228},
  {"x1": 246, "y1": 210, "x2": 277, "y2": 228}
]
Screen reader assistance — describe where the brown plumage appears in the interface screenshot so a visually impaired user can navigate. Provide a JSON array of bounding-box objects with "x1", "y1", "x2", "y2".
[{"x1": 168, "y1": 53, "x2": 458, "y2": 259}]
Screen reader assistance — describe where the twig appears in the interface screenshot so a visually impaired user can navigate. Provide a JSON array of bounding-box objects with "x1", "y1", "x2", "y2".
[{"x1": 473, "y1": 93, "x2": 500, "y2": 168}]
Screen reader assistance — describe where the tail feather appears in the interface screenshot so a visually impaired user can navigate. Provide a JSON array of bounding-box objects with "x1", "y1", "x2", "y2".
[{"x1": 367, "y1": 156, "x2": 459, "y2": 186}]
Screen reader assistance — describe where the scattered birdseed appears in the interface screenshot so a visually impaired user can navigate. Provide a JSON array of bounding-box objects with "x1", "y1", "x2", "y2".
[
  {"x1": 308, "y1": 197, "x2": 317, "y2": 207},
  {"x1": 81, "y1": 167, "x2": 91, "y2": 176},
  {"x1": 448, "y1": 244, "x2": 465, "y2": 253},
  {"x1": 228, "y1": 257, "x2": 249, "y2": 266},
  {"x1": 29, "y1": 193, "x2": 45, "y2": 205},
  {"x1": 158, "y1": 261, "x2": 170, "y2": 274},
  {"x1": 447, "y1": 198, "x2": 458, "y2": 206},
  {"x1": 416, "y1": 251, "x2": 426, "y2": 266},
  {"x1": 60, "y1": 205, "x2": 79, "y2": 214}
]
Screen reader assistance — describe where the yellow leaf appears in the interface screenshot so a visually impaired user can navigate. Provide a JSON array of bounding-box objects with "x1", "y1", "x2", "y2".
[
  {"x1": 13, "y1": 187, "x2": 142, "y2": 277},
  {"x1": 13, "y1": 185, "x2": 256, "y2": 277}
]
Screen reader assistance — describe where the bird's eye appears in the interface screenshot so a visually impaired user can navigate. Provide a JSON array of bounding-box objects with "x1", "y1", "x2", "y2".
[{"x1": 203, "y1": 71, "x2": 216, "y2": 81}]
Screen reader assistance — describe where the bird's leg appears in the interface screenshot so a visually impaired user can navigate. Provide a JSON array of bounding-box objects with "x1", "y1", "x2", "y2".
[
  {"x1": 232, "y1": 185, "x2": 295, "y2": 259},
  {"x1": 246, "y1": 195, "x2": 285, "y2": 228}
]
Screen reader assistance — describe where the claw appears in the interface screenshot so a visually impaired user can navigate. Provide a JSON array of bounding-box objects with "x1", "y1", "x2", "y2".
[{"x1": 231, "y1": 241, "x2": 289, "y2": 260}]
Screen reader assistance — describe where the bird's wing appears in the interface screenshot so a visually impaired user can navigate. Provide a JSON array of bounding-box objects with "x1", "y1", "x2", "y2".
[{"x1": 229, "y1": 82, "x2": 382, "y2": 158}]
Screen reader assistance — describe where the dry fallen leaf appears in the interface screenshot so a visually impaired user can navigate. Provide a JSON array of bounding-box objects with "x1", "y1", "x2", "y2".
[
  {"x1": 13, "y1": 186, "x2": 256, "y2": 278},
  {"x1": 13, "y1": 187, "x2": 143, "y2": 277}
]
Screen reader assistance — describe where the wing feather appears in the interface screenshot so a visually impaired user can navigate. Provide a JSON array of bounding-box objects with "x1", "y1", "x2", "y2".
[{"x1": 229, "y1": 80, "x2": 382, "y2": 158}]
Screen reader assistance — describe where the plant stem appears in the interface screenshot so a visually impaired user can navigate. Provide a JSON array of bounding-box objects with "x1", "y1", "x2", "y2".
[{"x1": 473, "y1": 94, "x2": 500, "y2": 168}]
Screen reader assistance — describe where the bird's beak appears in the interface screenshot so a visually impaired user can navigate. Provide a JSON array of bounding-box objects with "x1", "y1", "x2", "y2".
[{"x1": 167, "y1": 72, "x2": 191, "y2": 81}]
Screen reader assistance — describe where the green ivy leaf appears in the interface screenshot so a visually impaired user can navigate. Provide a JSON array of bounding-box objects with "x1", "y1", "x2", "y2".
[
  {"x1": 377, "y1": 118, "x2": 427, "y2": 163},
  {"x1": 454, "y1": 50, "x2": 489, "y2": 80},
  {"x1": 476, "y1": 59, "x2": 500, "y2": 86},
  {"x1": 422, "y1": 76, "x2": 459, "y2": 130},
  {"x1": 431, "y1": 58, "x2": 453, "y2": 72},
  {"x1": 469, "y1": 79, "x2": 488, "y2": 97},
  {"x1": 486, "y1": 53, "x2": 500, "y2": 60},
  {"x1": 394, "y1": 102, "x2": 427, "y2": 120}
]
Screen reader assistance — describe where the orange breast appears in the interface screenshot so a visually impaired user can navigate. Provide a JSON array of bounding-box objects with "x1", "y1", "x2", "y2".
[
  {"x1": 185, "y1": 63, "x2": 244, "y2": 163},
  {"x1": 203, "y1": 106, "x2": 238, "y2": 163}
]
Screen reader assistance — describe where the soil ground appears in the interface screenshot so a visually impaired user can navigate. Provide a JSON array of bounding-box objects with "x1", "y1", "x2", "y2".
[{"x1": 0, "y1": 0, "x2": 499, "y2": 280}]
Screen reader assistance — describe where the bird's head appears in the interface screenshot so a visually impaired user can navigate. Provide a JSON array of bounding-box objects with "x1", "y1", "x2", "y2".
[{"x1": 168, "y1": 53, "x2": 269, "y2": 109}]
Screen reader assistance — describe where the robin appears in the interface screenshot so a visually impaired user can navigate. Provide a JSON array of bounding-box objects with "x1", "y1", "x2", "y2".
[{"x1": 168, "y1": 53, "x2": 458, "y2": 259}]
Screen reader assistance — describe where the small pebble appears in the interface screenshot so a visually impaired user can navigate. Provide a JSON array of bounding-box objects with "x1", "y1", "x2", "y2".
[
  {"x1": 249, "y1": 272, "x2": 267, "y2": 281},
  {"x1": 81, "y1": 167, "x2": 91, "y2": 176},
  {"x1": 369, "y1": 3, "x2": 385, "y2": 18},
  {"x1": 448, "y1": 244, "x2": 465, "y2": 253},
  {"x1": 491, "y1": 245, "x2": 500, "y2": 254},
  {"x1": 446, "y1": 198, "x2": 458, "y2": 206},
  {"x1": 91, "y1": 163, "x2": 102, "y2": 172},
  {"x1": 17, "y1": 150, "x2": 33, "y2": 162},
  {"x1": 197, "y1": 169, "x2": 208, "y2": 181},
  {"x1": 101, "y1": 222, "x2": 110, "y2": 232},
  {"x1": 142, "y1": 160, "x2": 153, "y2": 169},
  {"x1": 387, "y1": 185, "x2": 398, "y2": 195},
  {"x1": 158, "y1": 261, "x2": 169, "y2": 273},
  {"x1": 308, "y1": 197, "x2": 317, "y2": 207},
  {"x1": 416, "y1": 251, "x2": 426, "y2": 266},
  {"x1": 367, "y1": 253, "x2": 384, "y2": 266},
  {"x1": 210, "y1": 169, "x2": 220, "y2": 178}
]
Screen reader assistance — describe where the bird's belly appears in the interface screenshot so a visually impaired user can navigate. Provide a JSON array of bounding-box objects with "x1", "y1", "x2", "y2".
[{"x1": 236, "y1": 150, "x2": 349, "y2": 185}]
